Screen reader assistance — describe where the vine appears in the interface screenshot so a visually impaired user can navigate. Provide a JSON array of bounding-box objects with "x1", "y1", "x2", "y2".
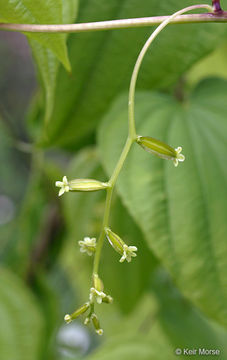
[
  {"x1": 54, "y1": 4, "x2": 213, "y2": 334},
  {"x1": 0, "y1": 2, "x2": 225, "y2": 33}
]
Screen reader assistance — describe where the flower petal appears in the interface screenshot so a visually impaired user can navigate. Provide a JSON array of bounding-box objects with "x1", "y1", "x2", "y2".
[
  {"x1": 63, "y1": 176, "x2": 68, "y2": 184},
  {"x1": 178, "y1": 154, "x2": 185, "y2": 161},
  {"x1": 58, "y1": 188, "x2": 65, "y2": 196},
  {"x1": 55, "y1": 181, "x2": 63, "y2": 187}
]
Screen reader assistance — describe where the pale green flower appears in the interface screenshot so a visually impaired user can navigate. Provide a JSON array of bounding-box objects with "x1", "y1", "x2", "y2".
[
  {"x1": 55, "y1": 176, "x2": 70, "y2": 196},
  {"x1": 173, "y1": 146, "x2": 185, "y2": 167},
  {"x1": 120, "y1": 244, "x2": 138, "y2": 263},
  {"x1": 78, "y1": 237, "x2": 96, "y2": 256},
  {"x1": 89, "y1": 287, "x2": 107, "y2": 304},
  {"x1": 105, "y1": 227, "x2": 138, "y2": 263}
]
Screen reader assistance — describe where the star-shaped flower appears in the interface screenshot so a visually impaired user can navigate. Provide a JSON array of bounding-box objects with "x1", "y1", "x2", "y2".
[
  {"x1": 78, "y1": 237, "x2": 96, "y2": 256},
  {"x1": 120, "y1": 244, "x2": 138, "y2": 263},
  {"x1": 55, "y1": 176, "x2": 70, "y2": 196},
  {"x1": 89, "y1": 287, "x2": 107, "y2": 304},
  {"x1": 173, "y1": 147, "x2": 185, "y2": 167}
]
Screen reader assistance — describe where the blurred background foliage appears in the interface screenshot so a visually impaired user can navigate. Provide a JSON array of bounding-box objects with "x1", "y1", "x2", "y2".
[{"x1": 0, "y1": 0, "x2": 227, "y2": 359}]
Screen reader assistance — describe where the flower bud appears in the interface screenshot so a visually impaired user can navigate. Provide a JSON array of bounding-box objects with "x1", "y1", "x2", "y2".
[
  {"x1": 136, "y1": 136, "x2": 185, "y2": 166},
  {"x1": 91, "y1": 313, "x2": 103, "y2": 336},
  {"x1": 55, "y1": 176, "x2": 108, "y2": 196},
  {"x1": 64, "y1": 302, "x2": 90, "y2": 323},
  {"x1": 93, "y1": 274, "x2": 104, "y2": 292},
  {"x1": 104, "y1": 227, "x2": 125, "y2": 255},
  {"x1": 102, "y1": 295, "x2": 113, "y2": 304},
  {"x1": 105, "y1": 227, "x2": 137, "y2": 263},
  {"x1": 69, "y1": 179, "x2": 108, "y2": 192}
]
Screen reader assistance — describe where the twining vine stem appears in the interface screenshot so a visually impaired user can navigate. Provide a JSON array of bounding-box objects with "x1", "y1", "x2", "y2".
[
  {"x1": 0, "y1": 7, "x2": 226, "y2": 33},
  {"x1": 212, "y1": 0, "x2": 222, "y2": 12},
  {"x1": 92, "y1": 4, "x2": 213, "y2": 276}
]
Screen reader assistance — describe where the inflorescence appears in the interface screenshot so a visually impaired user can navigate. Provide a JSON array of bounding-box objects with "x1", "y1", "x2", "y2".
[
  {"x1": 55, "y1": 137, "x2": 184, "y2": 335},
  {"x1": 54, "y1": 4, "x2": 191, "y2": 335}
]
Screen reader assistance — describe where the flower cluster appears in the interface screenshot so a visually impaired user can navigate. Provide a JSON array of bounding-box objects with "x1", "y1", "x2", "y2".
[{"x1": 55, "y1": 118, "x2": 185, "y2": 337}]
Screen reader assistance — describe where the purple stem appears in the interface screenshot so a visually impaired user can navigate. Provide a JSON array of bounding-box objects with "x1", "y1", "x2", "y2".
[{"x1": 212, "y1": 0, "x2": 222, "y2": 13}]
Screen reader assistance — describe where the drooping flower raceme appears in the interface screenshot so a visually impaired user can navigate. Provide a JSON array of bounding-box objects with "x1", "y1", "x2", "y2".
[{"x1": 78, "y1": 237, "x2": 96, "y2": 256}]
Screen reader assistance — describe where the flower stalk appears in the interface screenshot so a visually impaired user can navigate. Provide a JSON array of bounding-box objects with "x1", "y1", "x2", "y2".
[{"x1": 57, "y1": 3, "x2": 214, "y2": 334}]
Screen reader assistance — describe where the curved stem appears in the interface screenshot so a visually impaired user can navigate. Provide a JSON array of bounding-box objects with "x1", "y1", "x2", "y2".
[
  {"x1": 128, "y1": 4, "x2": 212, "y2": 137},
  {"x1": 92, "y1": 4, "x2": 213, "y2": 281}
]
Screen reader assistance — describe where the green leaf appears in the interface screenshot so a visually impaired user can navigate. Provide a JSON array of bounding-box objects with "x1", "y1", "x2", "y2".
[
  {"x1": 29, "y1": 42, "x2": 60, "y2": 125},
  {"x1": 98, "y1": 78, "x2": 227, "y2": 327},
  {"x1": 28, "y1": 0, "x2": 78, "y2": 126},
  {"x1": 87, "y1": 336, "x2": 174, "y2": 360},
  {"x1": 62, "y1": 148, "x2": 157, "y2": 313},
  {"x1": 0, "y1": 0, "x2": 70, "y2": 70},
  {"x1": 5, "y1": 157, "x2": 61, "y2": 274},
  {"x1": 187, "y1": 41, "x2": 227, "y2": 88},
  {"x1": 0, "y1": 267, "x2": 44, "y2": 360},
  {"x1": 150, "y1": 268, "x2": 227, "y2": 356},
  {"x1": 40, "y1": 0, "x2": 227, "y2": 148}
]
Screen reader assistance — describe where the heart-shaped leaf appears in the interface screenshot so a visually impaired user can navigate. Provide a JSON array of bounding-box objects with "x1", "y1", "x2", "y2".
[
  {"x1": 29, "y1": 0, "x2": 78, "y2": 124},
  {"x1": 98, "y1": 78, "x2": 227, "y2": 327}
]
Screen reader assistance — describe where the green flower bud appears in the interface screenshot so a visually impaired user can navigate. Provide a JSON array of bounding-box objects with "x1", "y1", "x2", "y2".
[
  {"x1": 91, "y1": 313, "x2": 103, "y2": 336},
  {"x1": 64, "y1": 302, "x2": 90, "y2": 323},
  {"x1": 102, "y1": 295, "x2": 113, "y2": 304},
  {"x1": 105, "y1": 227, "x2": 124, "y2": 255},
  {"x1": 93, "y1": 274, "x2": 104, "y2": 292},
  {"x1": 69, "y1": 179, "x2": 108, "y2": 192},
  {"x1": 136, "y1": 136, "x2": 185, "y2": 167},
  {"x1": 105, "y1": 227, "x2": 137, "y2": 263},
  {"x1": 55, "y1": 176, "x2": 108, "y2": 196}
]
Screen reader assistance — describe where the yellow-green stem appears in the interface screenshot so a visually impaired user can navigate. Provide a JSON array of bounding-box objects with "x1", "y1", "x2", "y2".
[{"x1": 93, "y1": 187, "x2": 113, "y2": 274}]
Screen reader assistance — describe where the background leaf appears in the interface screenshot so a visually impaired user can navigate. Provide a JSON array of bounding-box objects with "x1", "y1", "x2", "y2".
[
  {"x1": 39, "y1": 0, "x2": 227, "y2": 148},
  {"x1": 98, "y1": 78, "x2": 227, "y2": 327},
  {"x1": 0, "y1": 0, "x2": 70, "y2": 70},
  {"x1": 29, "y1": 0, "x2": 78, "y2": 125},
  {"x1": 0, "y1": 267, "x2": 44, "y2": 360}
]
